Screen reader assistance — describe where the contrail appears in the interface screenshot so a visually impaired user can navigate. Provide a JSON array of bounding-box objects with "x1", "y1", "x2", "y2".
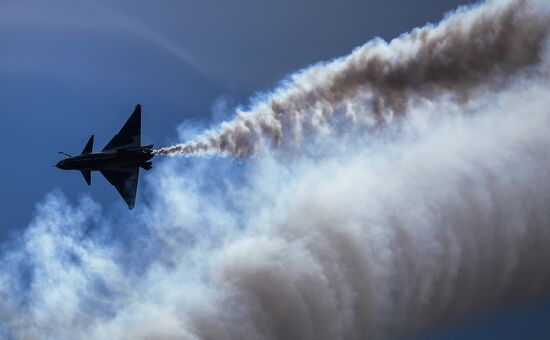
[
  {"x1": 77, "y1": 0, "x2": 222, "y2": 86},
  {"x1": 154, "y1": 0, "x2": 550, "y2": 158}
]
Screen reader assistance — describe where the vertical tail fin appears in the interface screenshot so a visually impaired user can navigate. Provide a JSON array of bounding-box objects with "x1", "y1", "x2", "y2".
[{"x1": 82, "y1": 135, "x2": 94, "y2": 154}]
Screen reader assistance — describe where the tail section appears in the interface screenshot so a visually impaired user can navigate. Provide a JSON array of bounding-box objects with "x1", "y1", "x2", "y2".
[
  {"x1": 80, "y1": 170, "x2": 91, "y2": 185},
  {"x1": 82, "y1": 135, "x2": 94, "y2": 154},
  {"x1": 140, "y1": 161, "x2": 153, "y2": 171}
]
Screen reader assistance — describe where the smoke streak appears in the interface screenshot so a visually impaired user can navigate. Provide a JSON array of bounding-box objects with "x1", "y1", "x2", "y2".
[
  {"x1": 2, "y1": 0, "x2": 550, "y2": 339},
  {"x1": 3, "y1": 79, "x2": 550, "y2": 339},
  {"x1": 154, "y1": 0, "x2": 550, "y2": 158}
]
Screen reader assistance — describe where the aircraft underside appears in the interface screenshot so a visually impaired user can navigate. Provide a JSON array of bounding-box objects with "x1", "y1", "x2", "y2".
[{"x1": 56, "y1": 104, "x2": 154, "y2": 209}]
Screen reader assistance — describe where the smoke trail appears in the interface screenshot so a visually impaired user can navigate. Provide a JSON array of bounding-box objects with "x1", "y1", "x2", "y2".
[
  {"x1": 154, "y1": 0, "x2": 550, "y2": 158},
  {"x1": 3, "y1": 78, "x2": 550, "y2": 339},
  {"x1": 2, "y1": 1, "x2": 550, "y2": 339}
]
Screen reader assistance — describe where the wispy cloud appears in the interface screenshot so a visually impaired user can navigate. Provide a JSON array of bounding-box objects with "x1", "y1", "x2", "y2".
[
  {"x1": 77, "y1": 0, "x2": 216, "y2": 82},
  {"x1": 0, "y1": 0, "x2": 215, "y2": 83}
]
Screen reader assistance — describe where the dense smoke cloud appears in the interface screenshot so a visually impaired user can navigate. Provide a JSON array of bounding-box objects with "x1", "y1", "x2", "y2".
[
  {"x1": 2, "y1": 0, "x2": 550, "y2": 339},
  {"x1": 154, "y1": 0, "x2": 550, "y2": 158}
]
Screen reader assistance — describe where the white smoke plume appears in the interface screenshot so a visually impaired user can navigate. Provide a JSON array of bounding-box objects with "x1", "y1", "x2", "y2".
[
  {"x1": 2, "y1": 0, "x2": 550, "y2": 339},
  {"x1": 154, "y1": 0, "x2": 550, "y2": 158}
]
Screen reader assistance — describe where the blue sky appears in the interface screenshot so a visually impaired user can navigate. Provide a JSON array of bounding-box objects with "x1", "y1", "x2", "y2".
[
  {"x1": 2, "y1": 0, "x2": 550, "y2": 338},
  {"x1": 0, "y1": 0, "x2": 475, "y2": 239}
]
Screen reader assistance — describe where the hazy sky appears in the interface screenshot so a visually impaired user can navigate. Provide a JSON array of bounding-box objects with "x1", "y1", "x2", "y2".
[
  {"x1": 2, "y1": 0, "x2": 550, "y2": 338},
  {"x1": 0, "y1": 0, "x2": 475, "y2": 238}
]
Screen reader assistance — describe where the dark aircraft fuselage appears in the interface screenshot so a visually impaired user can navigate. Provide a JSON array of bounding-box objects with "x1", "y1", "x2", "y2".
[
  {"x1": 55, "y1": 104, "x2": 153, "y2": 209},
  {"x1": 56, "y1": 147, "x2": 154, "y2": 172}
]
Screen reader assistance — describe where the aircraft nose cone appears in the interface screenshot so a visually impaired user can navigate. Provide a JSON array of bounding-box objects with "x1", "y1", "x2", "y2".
[{"x1": 55, "y1": 161, "x2": 65, "y2": 169}]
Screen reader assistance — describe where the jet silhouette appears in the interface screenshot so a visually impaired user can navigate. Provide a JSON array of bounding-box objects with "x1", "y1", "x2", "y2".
[{"x1": 56, "y1": 104, "x2": 154, "y2": 209}]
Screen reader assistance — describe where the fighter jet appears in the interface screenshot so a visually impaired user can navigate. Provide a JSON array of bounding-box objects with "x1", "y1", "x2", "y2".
[{"x1": 55, "y1": 104, "x2": 154, "y2": 209}]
